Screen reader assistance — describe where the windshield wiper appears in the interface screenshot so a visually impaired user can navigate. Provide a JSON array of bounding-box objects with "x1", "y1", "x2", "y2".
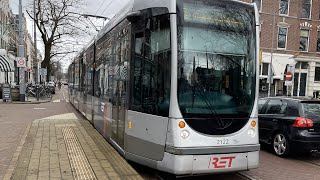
[{"x1": 193, "y1": 83, "x2": 232, "y2": 130}]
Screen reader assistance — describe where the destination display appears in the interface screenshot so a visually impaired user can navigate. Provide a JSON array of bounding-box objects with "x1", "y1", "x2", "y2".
[{"x1": 183, "y1": 3, "x2": 246, "y2": 27}]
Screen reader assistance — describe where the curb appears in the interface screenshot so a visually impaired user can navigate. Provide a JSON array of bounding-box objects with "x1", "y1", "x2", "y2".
[{"x1": 0, "y1": 99, "x2": 51, "y2": 104}]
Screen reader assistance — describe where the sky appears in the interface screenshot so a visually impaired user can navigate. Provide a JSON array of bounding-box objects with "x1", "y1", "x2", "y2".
[{"x1": 8, "y1": 0, "x2": 130, "y2": 71}]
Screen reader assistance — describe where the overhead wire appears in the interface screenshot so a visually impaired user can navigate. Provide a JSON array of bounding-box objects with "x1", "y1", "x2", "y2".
[
  {"x1": 94, "y1": 0, "x2": 108, "y2": 16},
  {"x1": 93, "y1": 0, "x2": 113, "y2": 25}
]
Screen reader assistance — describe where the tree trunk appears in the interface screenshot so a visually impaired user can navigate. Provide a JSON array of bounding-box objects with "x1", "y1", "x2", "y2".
[{"x1": 41, "y1": 43, "x2": 52, "y2": 82}]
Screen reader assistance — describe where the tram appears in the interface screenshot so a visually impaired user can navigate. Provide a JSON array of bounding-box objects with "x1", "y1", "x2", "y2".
[{"x1": 68, "y1": 0, "x2": 260, "y2": 175}]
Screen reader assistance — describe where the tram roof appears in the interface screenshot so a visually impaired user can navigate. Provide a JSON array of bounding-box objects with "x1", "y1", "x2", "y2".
[{"x1": 96, "y1": 0, "x2": 175, "y2": 40}]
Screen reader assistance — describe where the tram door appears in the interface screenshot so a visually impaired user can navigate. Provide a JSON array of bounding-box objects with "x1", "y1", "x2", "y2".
[{"x1": 111, "y1": 24, "x2": 130, "y2": 149}]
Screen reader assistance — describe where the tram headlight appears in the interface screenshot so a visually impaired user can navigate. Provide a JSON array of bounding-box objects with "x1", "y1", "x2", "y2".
[
  {"x1": 248, "y1": 128, "x2": 255, "y2": 137},
  {"x1": 180, "y1": 130, "x2": 190, "y2": 139}
]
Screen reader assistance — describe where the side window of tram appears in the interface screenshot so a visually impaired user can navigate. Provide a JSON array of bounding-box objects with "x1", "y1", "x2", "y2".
[{"x1": 131, "y1": 15, "x2": 171, "y2": 117}]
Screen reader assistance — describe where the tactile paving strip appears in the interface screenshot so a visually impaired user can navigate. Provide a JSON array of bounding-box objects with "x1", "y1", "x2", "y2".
[{"x1": 62, "y1": 127, "x2": 97, "y2": 180}]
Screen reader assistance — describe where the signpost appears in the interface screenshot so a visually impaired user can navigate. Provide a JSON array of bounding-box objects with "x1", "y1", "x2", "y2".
[
  {"x1": 2, "y1": 84, "x2": 11, "y2": 102},
  {"x1": 285, "y1": 64, "x2": 295, "y2": 96},
  {"x1": 39, "y1": 68, "x2": 47, "y2": 83}
]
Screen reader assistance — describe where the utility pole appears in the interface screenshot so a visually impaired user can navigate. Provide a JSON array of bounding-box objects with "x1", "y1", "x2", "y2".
[
  {"x1": 268, "y1": 6, "x2": 285, "y2": 97},
  {"x1": 34, "y1": 0, "x2": 39, "y2": 101},
  {"x1": 18, "y1": 0, "x2": 26, "y2": 102},
  {"x1": 267, "y1": 12, "x2": 276, "y2": 97}
]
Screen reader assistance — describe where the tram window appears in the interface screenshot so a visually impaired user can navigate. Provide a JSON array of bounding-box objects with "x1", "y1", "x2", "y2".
[
  {"x1": 135, "y1": 32, "x2": 144, "y2": 55},
  {"x1": 131, "y1": 14, "x2": 171, "y2": 117}
]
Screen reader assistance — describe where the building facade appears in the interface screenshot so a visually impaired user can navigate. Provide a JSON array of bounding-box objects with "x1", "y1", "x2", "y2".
[
  {"x1": 0, "y1": 0, "x2": 15, "y2": 84},
  {"x1": 259, "y1": 0, "x2": 320, "y2": 98}
]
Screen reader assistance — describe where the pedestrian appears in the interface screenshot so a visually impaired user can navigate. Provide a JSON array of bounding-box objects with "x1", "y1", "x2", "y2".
[{"x1": 58, "y1": 81, "x2": 62, "y2": 90}]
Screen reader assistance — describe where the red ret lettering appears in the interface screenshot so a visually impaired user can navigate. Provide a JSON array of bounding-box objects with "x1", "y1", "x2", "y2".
[{"x1": 209, "y1": 156, "x2": 236, "y2": 169}]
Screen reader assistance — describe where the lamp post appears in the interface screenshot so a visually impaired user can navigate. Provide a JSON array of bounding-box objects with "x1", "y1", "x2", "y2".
[{"x1": 268, "y1": 6, "x2": 285, "y2": 97}]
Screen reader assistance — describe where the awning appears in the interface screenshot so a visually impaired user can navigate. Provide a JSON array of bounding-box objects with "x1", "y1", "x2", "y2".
[
  {"x1": 261, "y1": 52, "x2": 294, "y2": 80},
  {"x1": 0, "y1": 49, "x2": 14, "y2": 72},
  {"x1": 0, "y1": 55, "x2": 14, "y2": 72}
]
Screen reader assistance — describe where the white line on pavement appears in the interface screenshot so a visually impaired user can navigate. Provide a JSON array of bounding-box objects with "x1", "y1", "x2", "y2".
[
  {"x1": 34, "y1": 108, "x2": 46, "y2": 110},
  {"x1": 61, "y1": 88, "x2": 66, "y2": 100}
]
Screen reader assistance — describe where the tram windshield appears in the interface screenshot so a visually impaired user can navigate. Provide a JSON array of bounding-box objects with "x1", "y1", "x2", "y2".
[{"x1": 177, "y1": 1, "x2": 256, "y2": 135}]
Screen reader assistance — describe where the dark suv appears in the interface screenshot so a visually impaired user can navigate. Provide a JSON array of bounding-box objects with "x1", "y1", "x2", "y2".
[{"x1": 258, "y1": 97, "x2": 320, "y2": 157}]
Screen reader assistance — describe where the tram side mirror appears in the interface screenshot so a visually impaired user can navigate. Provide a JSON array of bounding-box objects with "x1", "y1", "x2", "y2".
[{"x1": 126, "y1": 11, "x2": 142, "y2": 23}]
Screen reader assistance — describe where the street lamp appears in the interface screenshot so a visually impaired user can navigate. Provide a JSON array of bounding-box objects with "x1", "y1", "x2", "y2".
[{"x1": 268, "y1": 5, "x2": 286, "y2": 97}]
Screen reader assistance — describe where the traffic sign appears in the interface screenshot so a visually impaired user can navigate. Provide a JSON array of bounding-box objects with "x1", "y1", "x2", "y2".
[
  {"x1": 16, "y1": 57, "x2": 26, "y2": 67},
  {"x1": 285, "y1": 72, "x2": 293, "y2": 81},
  {"x1": 40, "y1": 68, "x2": 47, "y2": 76}
]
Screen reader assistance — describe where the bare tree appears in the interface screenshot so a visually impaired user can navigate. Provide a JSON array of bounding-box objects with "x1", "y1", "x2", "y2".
[{"x1": 27, "y1": 0, "x2": 89, "y2": 81}]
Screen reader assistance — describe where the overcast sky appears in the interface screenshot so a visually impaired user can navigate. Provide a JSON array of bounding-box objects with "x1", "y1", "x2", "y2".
[{"x1": 8, "y1": 0, "x2": 130, "y2": 70}]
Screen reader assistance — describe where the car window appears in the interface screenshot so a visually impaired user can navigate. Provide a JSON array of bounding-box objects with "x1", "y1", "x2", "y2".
[
  {"x1": 258, "y1": 99, "x2": 267, "y2": 114},
  {"x1": 265, "y1": 99, "x2": 287, "y2": 114},
  {"x1": 302, "y1": 103, "x2": 320, "y2": 118}
]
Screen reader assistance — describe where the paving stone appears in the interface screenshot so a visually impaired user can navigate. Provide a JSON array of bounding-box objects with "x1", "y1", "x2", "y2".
[{"x1": 1, "y1": 94, "x2": 142, "y2": 180}]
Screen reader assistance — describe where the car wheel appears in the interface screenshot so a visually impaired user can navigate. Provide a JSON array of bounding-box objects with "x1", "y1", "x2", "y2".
[{"x1": 273, "y1": 132, "x2": 290, "y2": 157}]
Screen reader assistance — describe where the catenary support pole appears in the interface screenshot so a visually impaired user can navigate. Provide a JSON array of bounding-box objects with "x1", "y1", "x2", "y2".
[{"x1": 18, "y1": 0, "x2": 25, "y2": 102}]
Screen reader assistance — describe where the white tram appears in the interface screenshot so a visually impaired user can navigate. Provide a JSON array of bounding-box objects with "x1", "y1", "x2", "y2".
[{"x1": 68, "y1": 0, "x2": 260, "y2": 175}]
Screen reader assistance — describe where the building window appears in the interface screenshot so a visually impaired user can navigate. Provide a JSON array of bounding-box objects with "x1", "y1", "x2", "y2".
[
  {"x1": 278, "y1": 27, "x2": 287, "y2": 48},
  {"x1": 315, "y1": 67, "x2": 320, "y2": 81},
  {"x1": 317, "y1": 32, "x2": 320, "y2": 52},
  {"x1": 301, "y1": 0, "x2": 311, "y2": 19},
  {"x1": 300, "y1": 30, "x2": 309, "y2": 51},
  {"x1": 301, "y1": 62, "x2": 309, "y2": 69},
  {"x1": 262, "y1": 63, "x2": 269, "y2": 76},
  {"x1": 280, "y1": 0, "x2": 289, "y2": 15}
]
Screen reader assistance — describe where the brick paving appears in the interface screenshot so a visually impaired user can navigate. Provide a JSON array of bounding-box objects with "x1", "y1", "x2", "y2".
[
  {"x1": 0, "y1": 87, "x2": 141, "y2": 180},
  {"x1": 3, "y1": 113, "x2": 142, "y2": 180},
  {"x1": 242, "y1": 150, "x2": 320, "y2": 180}
]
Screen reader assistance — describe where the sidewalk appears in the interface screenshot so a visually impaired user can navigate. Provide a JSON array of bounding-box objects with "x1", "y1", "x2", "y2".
[
  {"x1": 0, "y1": 97, "x2": 51, "y2": 104},
  {"x1": 2, "y1": 113, "x2": 142, "y2": 180}
]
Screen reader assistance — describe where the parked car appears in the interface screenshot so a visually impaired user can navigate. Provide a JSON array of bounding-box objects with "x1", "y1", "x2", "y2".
[
  {"x1": 47, "y1": 81, "x2": 55, "y2": 94},
  {"x1": 258, "y1": 97, "x2": 320, "y2": 157}
]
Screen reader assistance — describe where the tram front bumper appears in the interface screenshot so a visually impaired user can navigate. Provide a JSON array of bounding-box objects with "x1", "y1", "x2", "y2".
[{"x1": 157, "y1": 151, "x2": 259, "y2": 175}]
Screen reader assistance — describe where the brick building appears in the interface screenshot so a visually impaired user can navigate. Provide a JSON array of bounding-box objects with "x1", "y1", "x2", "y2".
[{"x1": 259, "y1": 0, "x2": 320, "y2": 98}]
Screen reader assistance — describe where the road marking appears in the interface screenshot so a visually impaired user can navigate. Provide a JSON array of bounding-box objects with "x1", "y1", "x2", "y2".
[
  {"x1": 33, "y1": 108, "x2": 46, "y2": 110},
  {"x1": 41, "y1": 113, "x2": 78, "y2": 120},
  {"x1": 53, "y1": 99, "x2": 61, "y2": 103},
  {"x1": 61, "y1": 87, "x2": 66, "y2": 100}
]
